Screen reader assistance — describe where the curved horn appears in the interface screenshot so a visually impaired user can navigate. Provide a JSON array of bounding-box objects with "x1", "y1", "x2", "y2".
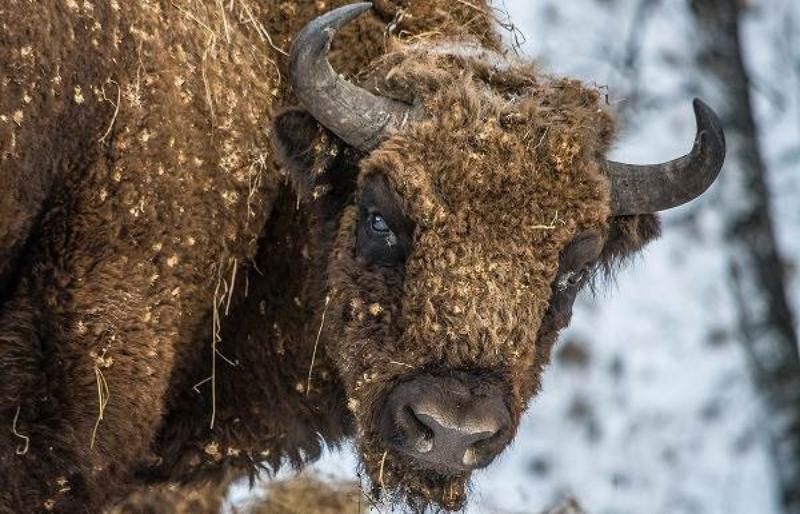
[
  {"x1": 289, "y1": 2, "x2": 412, "y2": 151},
  {"x1": 605, "y1": 98, "x2": 726, "y2": 215}
]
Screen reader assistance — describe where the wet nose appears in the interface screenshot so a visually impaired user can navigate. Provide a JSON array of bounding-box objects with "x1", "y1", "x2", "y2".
[{"x1": 381, "y1": 374, "x2": 512, "y2": 472}]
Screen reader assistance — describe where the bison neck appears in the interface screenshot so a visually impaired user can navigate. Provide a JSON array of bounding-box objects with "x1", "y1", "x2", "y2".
[{"x1": 149, "y1": 184, "x2": 351, "y2": 483}]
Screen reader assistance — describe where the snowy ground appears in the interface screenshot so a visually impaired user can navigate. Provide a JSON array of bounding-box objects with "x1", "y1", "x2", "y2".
[{"x1": 229, "y1": 1, "x2": 799, "y2": 513}]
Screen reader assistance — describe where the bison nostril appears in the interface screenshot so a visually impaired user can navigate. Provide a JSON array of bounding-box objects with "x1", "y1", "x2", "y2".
[
  {"x1": 403, "y1": 406, "x2": 434, "y2": 454},
  {"x1": 461, "y1": 426, "x2": 507, "y2": 467},
  {"x1": 381, "y1": 373, "x2": 512, "y2": 472},
  {"x1": 410, "y1": 406, "x2": 506, "y2": 469},
  {"x1": 405, "y1": 406, "x2": 431, "y2": 435}
]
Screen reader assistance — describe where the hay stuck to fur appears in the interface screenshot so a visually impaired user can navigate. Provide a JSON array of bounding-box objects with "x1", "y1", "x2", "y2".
[
  {"x1": 244, "y1": 474, "x2": 368, "y2": 514},
  {"x1": 245, "y1": 477, "x2": 584, "y2": 514},
  {"x1": 110, "y1": 475, "x2": 583, "y2": 514},
  {"x1": 107, "y1": 481, "x2": 231, "y2": 514},
  {"x1": 546, "y1": 497, "x2": 586, "y2": 514}
]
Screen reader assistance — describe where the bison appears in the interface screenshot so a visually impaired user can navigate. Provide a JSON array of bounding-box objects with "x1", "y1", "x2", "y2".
[{"x1": 0, "y1": 1, "x2": 724, "y2": 512}]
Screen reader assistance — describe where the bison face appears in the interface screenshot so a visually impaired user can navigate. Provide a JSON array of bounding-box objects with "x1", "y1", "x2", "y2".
[
  {"x1": 271, "y1": 4, "x2": 724, "y2": 510},
  {"x1": 272, "y1": 101, "x2": 630, "y2": 510}
]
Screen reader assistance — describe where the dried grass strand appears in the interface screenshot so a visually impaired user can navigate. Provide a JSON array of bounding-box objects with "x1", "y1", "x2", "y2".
[
  {"x1": 305, "y1": 295, "x2": 330, "y2": 396},
  {"x1": 201, "y1": 42, "x2": 218, "y2": 131},
  {"x1": 209, "y1": 258, "x2": 225, "y2": 429},
  {"x1": 12, "y1": 405, "x2": 29, "y2": 455},
  {"x1": 225, "y1": 258, "x2": 238, "y2": 316},
  {"x1": 453, "y1": 0, "x2": 488, "y2": 14},
  {"x1": 192, "y1": 376, "x2": 212, "y2": 393},
  {"x1": 90, "y1": 367, "x2": 110, "y2": 449},
  {"x1": 98, "y1": 79, "x2": 121, "y2": 143},
  {"x1": 217, "y1": 0, "x2": 231, "y2": 43},
  {"x1": 239, "y1": 0, "x2": 289, "y2": 57},
  {"x1": 378, "y1": 451, "x2": 388, "y2": 491}
]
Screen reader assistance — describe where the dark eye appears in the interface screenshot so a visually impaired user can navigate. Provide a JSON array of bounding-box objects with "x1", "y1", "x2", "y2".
[
  {"x1": 370, "y1": 213, "x2": 391, "y2": 233},
  {"x1": 358, "y1": 209, "x2": 406, "y2": 265}
]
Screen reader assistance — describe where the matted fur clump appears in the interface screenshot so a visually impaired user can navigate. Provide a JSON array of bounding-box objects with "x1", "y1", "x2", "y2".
[{"x1": 317, "y1": 42, "x2": 616, "y2": 508}]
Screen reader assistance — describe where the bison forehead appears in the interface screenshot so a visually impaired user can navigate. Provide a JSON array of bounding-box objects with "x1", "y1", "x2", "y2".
[
  {"x1": 360, "y1": 39, "x2": 614, "y2": 227},
  {"x1": 360, "y1": 88, "x2": 611, "y2": 234},
  {"x1": 363, "y1": 124, "x2": 609, "y2": 232}
]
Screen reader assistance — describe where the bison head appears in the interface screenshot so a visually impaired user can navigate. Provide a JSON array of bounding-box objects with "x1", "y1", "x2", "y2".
[{"x1": 270, "y1": 3, "x2": 724, "y2": 510}]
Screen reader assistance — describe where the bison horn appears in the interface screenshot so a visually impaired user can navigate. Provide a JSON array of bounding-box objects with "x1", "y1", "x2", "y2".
[
  {"x1": 289, "y1": 2, "x2": 414, "y2": 151},
  {"x1": 605, "y1": 99, "x2": 726, "y2": 215}
]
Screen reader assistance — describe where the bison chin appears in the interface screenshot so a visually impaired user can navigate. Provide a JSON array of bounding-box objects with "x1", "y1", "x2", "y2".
[{"x1": 359, "y1": 440, "x2": 472, "y2": 512}]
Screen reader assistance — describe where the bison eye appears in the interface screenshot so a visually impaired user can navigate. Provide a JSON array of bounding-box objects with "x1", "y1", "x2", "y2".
[
  {"x1": 370, "y1": 213, "x2": 391, "y2": 233},
  {"x1": 358, "y1": 208, "x2": 407, "y2": 266}
]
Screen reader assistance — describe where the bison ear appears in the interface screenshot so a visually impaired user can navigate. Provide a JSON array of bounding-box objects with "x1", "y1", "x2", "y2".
[
  {"x1": 271, "y1": 108, "x2": 358, "y2": 203},
  {"x1": 271, "y1": 108, "x2": 327, "y2": 199}
]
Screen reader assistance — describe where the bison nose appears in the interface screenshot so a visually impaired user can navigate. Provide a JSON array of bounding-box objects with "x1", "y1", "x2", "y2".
[{"x1": 380, "y1": 374, "x2": 511, "y2": 472}]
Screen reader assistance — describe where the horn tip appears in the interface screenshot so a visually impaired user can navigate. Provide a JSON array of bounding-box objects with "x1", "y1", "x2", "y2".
[
  {"x1": 691, "y1": 98, "x2": 716, "y2": 128},
  {"x1": 691, "y1": 97, "x2": 708, "y2": 111},
  {"x1": 691, "y1": 97, "x2": 726, "y2": 164},
  {"x1": 290, "y1": 2, "x2": 375, "y2": 94},
  {"x1": 332, "y1": 2, "x2": 374, "y2": 17},
  {"x1": 289, "y1": 1, "x2": 407, "y2": 152},
  {"x1": 607, "y1": 98, "x2": 728, "y2": 215}
]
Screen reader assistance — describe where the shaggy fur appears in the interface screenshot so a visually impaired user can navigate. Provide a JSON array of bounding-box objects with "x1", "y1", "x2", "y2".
[{"x1": 0, "y1": 1, "x2": 659, "y2": 512}]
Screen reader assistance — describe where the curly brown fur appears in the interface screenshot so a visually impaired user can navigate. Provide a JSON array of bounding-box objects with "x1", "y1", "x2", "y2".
[{"x1": 0, "y1": 1, "x2": 659, "y2": 513}]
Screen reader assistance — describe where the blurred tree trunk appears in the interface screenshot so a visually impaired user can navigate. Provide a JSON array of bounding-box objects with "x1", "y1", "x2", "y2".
[{"x1": 689, "y1": 0, "x2": 800, "y2": 512}]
